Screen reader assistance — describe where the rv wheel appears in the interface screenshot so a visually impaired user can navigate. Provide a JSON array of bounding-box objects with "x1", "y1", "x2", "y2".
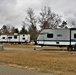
[
  {"x1": 71, "y1": 45, "x2": 76, "y2": 51},
  {"x1": 74, "y1": 47, "x2": 76, "y2": 51}
]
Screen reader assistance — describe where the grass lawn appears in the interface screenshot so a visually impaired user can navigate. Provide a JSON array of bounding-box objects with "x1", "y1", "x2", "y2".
[{"x1": 0, "y1": 44, "x2": 76, "y2": 75}]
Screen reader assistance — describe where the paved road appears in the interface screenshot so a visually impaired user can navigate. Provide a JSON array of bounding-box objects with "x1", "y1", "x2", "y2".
[{"x1": 0, "y1": 65, "x2": 53, "y2": 75}]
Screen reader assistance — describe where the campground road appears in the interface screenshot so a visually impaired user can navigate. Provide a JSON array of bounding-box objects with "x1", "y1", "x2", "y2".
[
  {"x1": 0, "y1": 65, "x2": 52, "y2": 75},
  {"x1": 4, "y1": 47, "x2": 35, "y2": 50},
  {"x1": 4, "y1": 46, "x2": 42, "y2": 51},
  {"x1": 4, "y1": 46, "x2": 66, "y2": 51}
]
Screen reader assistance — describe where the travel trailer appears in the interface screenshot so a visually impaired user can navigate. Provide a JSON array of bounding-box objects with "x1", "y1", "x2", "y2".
[
  {"x1": 0, "y1": 33, "x2": 30, "y2": 44},
  {"x1": 34, "y1": 28, "x2": 76, "y2": 51}
]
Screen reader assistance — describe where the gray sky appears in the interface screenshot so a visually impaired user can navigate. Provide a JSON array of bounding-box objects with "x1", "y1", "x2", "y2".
[{"x1": 0, "y1": 0, "x2": 76, "y2": 29}]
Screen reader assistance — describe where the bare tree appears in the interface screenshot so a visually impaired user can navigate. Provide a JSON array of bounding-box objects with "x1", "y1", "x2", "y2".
[
  {"x1": 1, "y1": 25, "x2": 9, "y2": 34},
  {"x1": 39, "y1": 6, "x2": 61, "y2": 29},
  {"x1": 23, "y1": 8, "x2": 38, "y2": 40},
  {"x1": 14, "y1": 28, "x2": 19, "y2": 33},
  {"x1": 20, "y1": 25, "x2": 28, "y2": 34},
  {"x1": 23, "y1": 8, "x2": 37, "y2": 29},
  {"x1": 0, "y1": 24, "x2": 17, "y2": 34},
  {"x1": 58, "y1": 21, "x2": 68, "y2": 28},
  {"x1": 5, "y1": 24, "x2": 16, "y2": 34}
]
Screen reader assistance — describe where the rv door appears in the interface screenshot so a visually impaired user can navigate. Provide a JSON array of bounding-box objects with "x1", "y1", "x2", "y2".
[{"x1": 71, "y1": 30, "x2": 76, "y2": 45}]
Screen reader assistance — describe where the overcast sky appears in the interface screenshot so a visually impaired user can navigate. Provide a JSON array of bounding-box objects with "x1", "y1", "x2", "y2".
[{"x1": 0, "y1": 0, "x2": 76, "y2": 29}]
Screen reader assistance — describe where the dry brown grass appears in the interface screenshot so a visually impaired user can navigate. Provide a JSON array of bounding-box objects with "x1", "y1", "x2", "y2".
[
  {"x1": 0, "y1": 44, "x2": 76, "y2": 75},
  {"x1": 3, "y1": 43, "x2": 33, "y2": 48}
]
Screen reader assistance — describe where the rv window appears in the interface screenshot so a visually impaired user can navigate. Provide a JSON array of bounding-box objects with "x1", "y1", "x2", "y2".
[
  {"x1": 74, "y1": 34, "x2": 76, "y2": 38},
  {"x1": 8, "y1": 37, "x2": 12, "y2": 39},
  {"x1": 57, "y1": 34, "x2": 62, "y2": 37},
  {"x1": 22, "y1": 38, "x2": 25, "y2": 40},
  {"x1": 47, "y1": 34, "x2": 53, "y2": 38},
  {"x1": 14, "y1": 35, "x2": 17, "y2": 39},
  {"x1": 2, "y1": 37, "x2": 5, "y2": 39}
]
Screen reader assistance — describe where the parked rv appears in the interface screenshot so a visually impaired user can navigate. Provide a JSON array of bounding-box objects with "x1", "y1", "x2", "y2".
[
  {"x1": 0, "y1": 33, "x2": 30, "y2": 44},
  {"x1": 34, "y1": 28, "x2": 76, "y2": 51}
]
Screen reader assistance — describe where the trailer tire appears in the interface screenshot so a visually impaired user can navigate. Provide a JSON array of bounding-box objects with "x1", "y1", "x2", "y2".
[{"x1": 72, "y1": 46, "x2": 76, "y2": 51}]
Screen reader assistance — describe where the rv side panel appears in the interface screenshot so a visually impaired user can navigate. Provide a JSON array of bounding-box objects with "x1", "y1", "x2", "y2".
[{"x1": 37, "y1": 29, "x2": 70, "y2": 46}]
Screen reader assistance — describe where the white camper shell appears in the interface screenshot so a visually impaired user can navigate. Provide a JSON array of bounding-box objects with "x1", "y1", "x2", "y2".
[{"x1": 35, "y1": 28, "x2": 76, "y2": 51}]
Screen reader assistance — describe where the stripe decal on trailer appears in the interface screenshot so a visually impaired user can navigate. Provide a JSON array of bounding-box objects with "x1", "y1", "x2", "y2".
[
  {"x1": 37, "y1": 40, "x2": 76, "y2": 42},
  {"x1": 37, "y1": 40, "x2": 76, "y2": 45}
]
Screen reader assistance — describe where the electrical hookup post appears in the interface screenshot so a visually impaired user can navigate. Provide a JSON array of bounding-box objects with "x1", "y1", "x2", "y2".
[
  {"x1": 34, "y1": 40, "x2": 37, "y2": 50},
  {"x1": 34, "y1": 44, "x2": 36, "y2": 50},
  {"x1": 33, "y1": 40, "x2": 41, "y2": 50},
  {"x1": 34, "y1": 45, "x2": 42, "y2": 50}
]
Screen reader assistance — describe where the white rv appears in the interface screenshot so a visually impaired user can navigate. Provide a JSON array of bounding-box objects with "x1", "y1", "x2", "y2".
[
  {"x1": 35, "y1": 28, "x2": 76, "y2": 51},
  {"x1": 0, "y1": 33, "x2": 30, "y2": 44}
]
